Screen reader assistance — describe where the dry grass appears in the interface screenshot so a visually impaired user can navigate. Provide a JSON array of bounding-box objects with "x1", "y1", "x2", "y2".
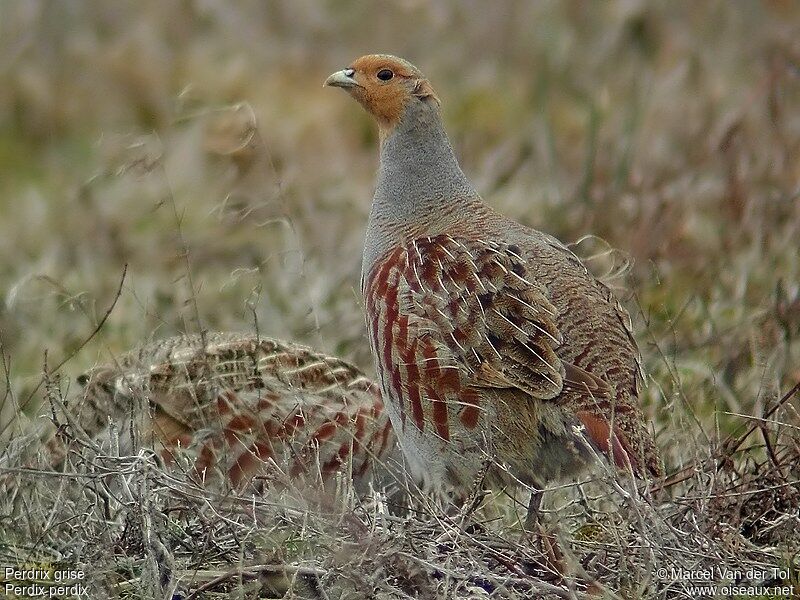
[{"x1": 0, "y1": 1, "x2": 799, "y2": 598}]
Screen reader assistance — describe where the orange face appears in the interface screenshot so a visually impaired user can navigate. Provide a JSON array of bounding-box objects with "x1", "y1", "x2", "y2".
[{"x1": 325, "y1": 54, "x2": 439, "y2": 133}]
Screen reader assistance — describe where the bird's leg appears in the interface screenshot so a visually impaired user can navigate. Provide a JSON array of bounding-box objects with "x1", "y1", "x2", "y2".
[
  {"x1": 465, "y1": 487, "x2": 490, "y2": 517},
  {"x1": 522, "y1": 487, "x2": 566, "y2": 577},
  {"x1": 524, "y1": 487, "x2": 543, "y2": 531},
  {"x1": 454, "y1": 458, "x2": 491, "y2": 528}
]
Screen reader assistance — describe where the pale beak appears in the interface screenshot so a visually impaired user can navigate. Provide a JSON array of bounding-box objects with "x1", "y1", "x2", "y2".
[{"x1": 324, "y1": 68, "x2": 358, "y2": 89}]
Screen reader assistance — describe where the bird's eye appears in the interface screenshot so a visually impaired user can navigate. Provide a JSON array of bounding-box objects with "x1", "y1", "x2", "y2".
[{"x1": 377, "y1": 69, "x2": 394, "y2": 81}]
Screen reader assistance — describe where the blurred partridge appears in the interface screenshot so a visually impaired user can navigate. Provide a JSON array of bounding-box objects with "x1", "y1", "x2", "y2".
[
  {"x1": 326, "y1": 55, "x2": 662, "y2": 522},
  {"x1": 29, "y1": 333, "x2": 397, "y2": 496}
]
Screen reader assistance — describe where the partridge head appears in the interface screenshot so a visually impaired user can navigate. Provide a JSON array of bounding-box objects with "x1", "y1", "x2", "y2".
[
  {"x1": 325, "y1": 54, "x2": 439, "y2": 142},
  {"x1": 327, "y1": 55, "x2": 662, "y2": 525}
]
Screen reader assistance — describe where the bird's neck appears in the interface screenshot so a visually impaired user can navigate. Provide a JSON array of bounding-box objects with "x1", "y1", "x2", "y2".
[{"x1": 373, "y1": 101, "x2": 478, "y2": 222}]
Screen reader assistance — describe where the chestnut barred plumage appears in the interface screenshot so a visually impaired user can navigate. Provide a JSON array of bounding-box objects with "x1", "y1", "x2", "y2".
[{"x1": 36, "y1": 333, "x2": 398, "y2": 496}]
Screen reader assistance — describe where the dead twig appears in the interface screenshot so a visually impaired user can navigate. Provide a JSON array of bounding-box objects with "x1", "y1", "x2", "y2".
[{"x1": 181, "y1": 564, "x2": 325, "y2": 600}]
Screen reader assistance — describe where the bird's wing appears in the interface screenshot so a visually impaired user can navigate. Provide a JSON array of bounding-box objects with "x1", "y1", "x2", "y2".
[
  {"x1": 372, "y1": 234, "x2": 639, "y2": 468},
  {"x1": 390, "y1": 235, "x2": 566, "y2": 400},
  {"x1": 364, "y1": 234, "x2": 566, "y2": 438},
  {"x1": 543, "y1": 235, "x2": 646, "y2": 394},
  {"x1": 539, "y1": 237, "x2": 654, "y2": 473}
]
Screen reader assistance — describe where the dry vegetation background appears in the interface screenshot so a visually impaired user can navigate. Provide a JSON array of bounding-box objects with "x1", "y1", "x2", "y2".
[{"x1": 0, "y1": 1, "x2": 799, "y2": 598}]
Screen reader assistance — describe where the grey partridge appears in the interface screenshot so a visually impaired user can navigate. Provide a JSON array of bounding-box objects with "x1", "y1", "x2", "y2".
[
  {"x1": 326, "y1": 55, "x2": 662, "y2": 523},
  {"x1": 32, "y1": 333, "x2": 397, "y2": 496}
]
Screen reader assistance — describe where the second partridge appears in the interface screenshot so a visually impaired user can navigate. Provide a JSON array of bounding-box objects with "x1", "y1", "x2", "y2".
[{"x1": 25, "y1": 333, "x2": 397, "y2": 498}]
